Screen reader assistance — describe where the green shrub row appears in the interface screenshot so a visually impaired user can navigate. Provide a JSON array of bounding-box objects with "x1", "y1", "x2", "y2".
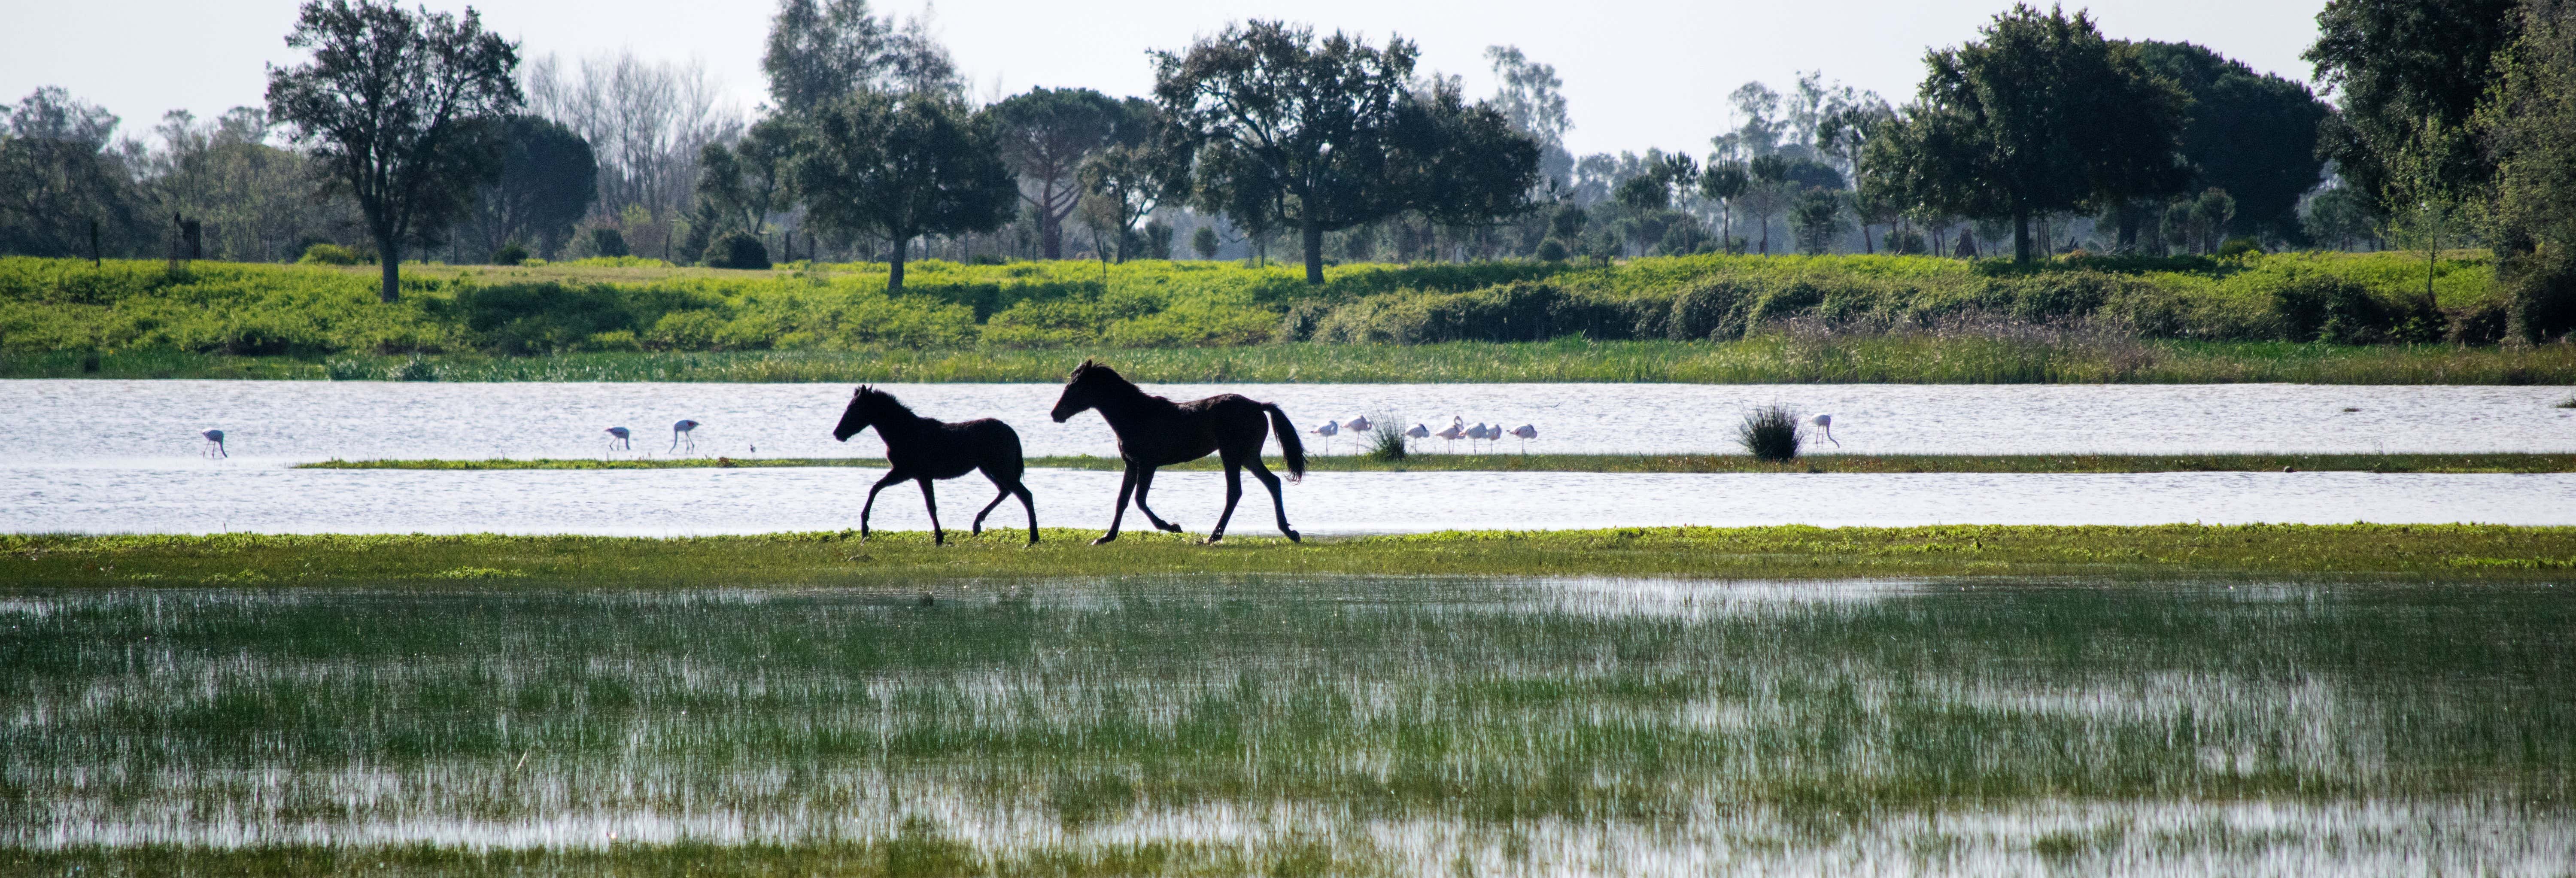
[{"x1": 0, "y1": 251, "x2": 2503, "y2": 356}]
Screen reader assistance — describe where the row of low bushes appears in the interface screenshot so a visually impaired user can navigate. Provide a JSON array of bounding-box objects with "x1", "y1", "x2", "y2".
[
  {"x1": 1284, "y1": 254, "x2": 2496, "y2": 346},
  {"x1": 0, "y1": 251, "x2": 2513, "y2": 356}
]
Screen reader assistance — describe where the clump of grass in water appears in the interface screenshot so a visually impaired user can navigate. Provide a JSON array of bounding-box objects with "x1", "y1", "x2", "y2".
[
  {"x1": 1364, "y1": 419, "x2": 1408, "y2": 462},
  {"x1": 1738, "y1": 405, "x2": 1804, "y2": 462},
  {"x1": 2555, "y1": 395, "x2": 2576, "y2": 409}
]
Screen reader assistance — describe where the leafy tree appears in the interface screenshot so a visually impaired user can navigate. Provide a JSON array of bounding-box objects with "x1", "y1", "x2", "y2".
[
  {"x1": 1793, "y1": 189, "x2": 1849, "y2": 255},
  {"x1": 762, "y1": 0, "x2": 960, "y2": 114},
  {"x1": 1698, "y1": 159, "x2": 1749, "y2": 245},
  {"x1": 1077, "y1": 141, "x2": 1168, "y2": 261},
  {"x1": 1394, "y1": 80, "x2": 1544, "y2": 234},
  {"x1": 791, "y1": 91, "x2": 1015, "y2": 293},
  {"x1": 2478, "y1": 0, "x2": 2576, "y2": 340},
  {"x1": 2163, "y1": 187, "x2": 2237, "y2": 254},
  {"x1": 1863, "y1": 5, "x2": 2189, "y2": 262},
  {"x1": 1483, "y1": 46, "x2": 1575, "y2": 186},
  {"x1": 459, "y1": 115, "x2": 595, "y2": 261},
  {"x1": 989, "y1": 88, "x2": 1139, "y2": 259},
  {"x1": 266, "y1": 0, "x2": 521, "y2": 301},
  {"x1": 586, "y1": 226, "x2": 628, "y2": 257},
  {"x1": 1711, "y1": 82, "x2": 1786, "y2": 160},
  {"x1": 2306, "y1": 0, "x2": 2519, "y2": 207},
  {"x1": 2136, "y1": 41, "x2": 2333, "y2": 240},
  {"x1": 696, "y1": 116, "x2": 798, "y2": 239},
  {"x1": 2303, "y1": 185, "x2": 2380, "y2": 250},
  {"x1": 1189, "y1": 223, "x2": 1220, "y2": 259},
  {"x1": 0, "y1": 87, "x2": 146, "y2": 258},
  {"x1": 149, "y1": 107, "x2": 358, "y2": 262},
  {"x1": 1153, "y1": 21, "x2": 1536, "y2": 284}
]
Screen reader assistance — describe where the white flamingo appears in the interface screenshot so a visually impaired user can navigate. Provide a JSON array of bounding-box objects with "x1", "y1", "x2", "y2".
[
  {"x1": 1510, "y1": 423, "x2": 1537, "y2": 453},
  {"x1": 605, "y1": 426, "x2": 632, "y2": 450},
  {"x1": 1467, "y1": 422, "x2": 1493, "y2": 453},
  {"x1": 1404, "y1": 422, "x2": 1430, "y2": 453},
  {"x1": 1310, "y1": 419, "x2": 1339, "y2": 454},
  {"x1": 1434, "y1": 416, "x2": 1466, "y2": 452},
  {"x1": 671, "y1": 419, "x2": 700, "y2": 453},
  {"x1": 1343, "y1": 416, "x2": 1372, "y2": 434},
  {"x1": 200, "y1": 429, "x2": 226, "y2": 459},
  {"x1": 1809, "y1": 413, "x2": 1838, "y2": 447}
]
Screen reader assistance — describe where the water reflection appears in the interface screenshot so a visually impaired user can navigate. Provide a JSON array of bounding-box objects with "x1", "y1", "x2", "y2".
[{"x1": 5, "y1": 577, "x2": 2570, "y2": 874}]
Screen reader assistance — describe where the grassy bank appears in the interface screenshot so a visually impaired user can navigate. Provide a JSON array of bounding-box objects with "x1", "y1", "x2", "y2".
[
  {"x1": 298, "y1": 452, "x2": 2576, "y2": 474},
  {"x1": 10, "y1": 337, "x2": 2576, "y2": 383},
  {"x1": 0, "y1": 251, "x2": 2546, "y2": 376},
  {"x1": 11, "y1": 525, "x2": 2576, "y2": 587}
]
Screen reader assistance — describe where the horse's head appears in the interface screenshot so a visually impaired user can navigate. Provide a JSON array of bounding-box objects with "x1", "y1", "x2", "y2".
[
  {"x1": 833, "y1": 386, "x2": 884, "y2": 441},
  {"x1": 1050, "y1": 359, "x2": 1113, "y2": 423}
]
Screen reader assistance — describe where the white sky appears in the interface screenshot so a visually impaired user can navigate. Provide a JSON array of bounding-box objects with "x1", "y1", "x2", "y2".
[{"x1": 4, "y1": 0, "x2": 2330, "y2": 156}]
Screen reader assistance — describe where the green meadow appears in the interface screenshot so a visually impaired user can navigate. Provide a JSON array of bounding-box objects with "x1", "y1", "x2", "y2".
[{"x1": 6, "y1": 251, "x2": 2562, "y2": 384}]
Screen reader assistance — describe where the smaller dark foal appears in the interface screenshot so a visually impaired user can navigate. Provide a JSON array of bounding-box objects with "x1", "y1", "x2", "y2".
[{"x1": 832, "y1": 386, "x2": 1036, "y2": 545}]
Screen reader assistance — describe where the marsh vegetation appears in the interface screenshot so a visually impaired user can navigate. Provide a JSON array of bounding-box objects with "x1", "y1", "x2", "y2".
[{"x1": 4, "y1": 574, "x2": 2570, "y2": 874}]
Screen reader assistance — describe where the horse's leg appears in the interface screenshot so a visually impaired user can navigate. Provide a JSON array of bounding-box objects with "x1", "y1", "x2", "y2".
[
  {"x1": 972, "y1": 486, "x2": 1009, "y2": 536},
  {"x1": 858, "y1": 469, "x2": 908, "y2": 541},
  {"x1": 1131, "y1": 466, "x2": 1184, "y2": 533},
  {"x1": 1206, "y1": 459, "x2": 1245, "y2": 544},
  {"x1": 918, "y1": 477, "x2": 945, "y2": 546},
  {"x1": 1095, "y1": 465, "x2": 1138, "y2": 545},
  {"x1": 1245, "y1": 457, "x2": 1300, "y2": 543},
  {"x1": 1013, "y1": 482, "x2": 1037, "y2": 546}
]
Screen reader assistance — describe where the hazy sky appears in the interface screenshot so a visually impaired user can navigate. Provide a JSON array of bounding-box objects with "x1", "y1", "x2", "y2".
[{"x1": 5, "y1": 0, "x2": 2331, "y2": 155}]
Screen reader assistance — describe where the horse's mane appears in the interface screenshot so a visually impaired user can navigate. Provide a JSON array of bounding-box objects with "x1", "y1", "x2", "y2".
[
  {"x1": 854, "y1": 385, "x2": 920, "y2": 420},
  {"x1": 1072, "y1": 361, "x2": 1148, "y2": 396}
]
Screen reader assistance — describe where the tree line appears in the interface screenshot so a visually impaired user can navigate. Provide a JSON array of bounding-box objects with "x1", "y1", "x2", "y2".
[{"x1": 1, "y1": 0, "x2": 2570, "y2": 334}]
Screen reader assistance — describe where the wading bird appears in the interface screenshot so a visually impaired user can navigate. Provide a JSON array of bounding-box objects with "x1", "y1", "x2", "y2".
[
  {"x1": 1404, "y1": 423, "x2": 1429, "y2": 453},
  {"x1": 1435, "y1": 417, "x2": 1466, "y2": 452},
  {"x1": 605, "y1": 427, "x2": 632, "y2": 450},
  {"x1": 1343, "y1": 416, "x2": 1372, "y2": 434},
  {"x1": 1510, "y1": 423, "x2": 1537, "y2": 453},
  {"x1": 671, "y1": 419, "x2": 700, "y2": 453},
  {"x1": 1310, "y1": 419, "x2": 1338, "y2": 454},
  {"x1": 200, "y1": 429, "x2": 226, "y2": 459},
  {"x1": 1810, "y1": 413, "x2": 1838, "y2": 447}
]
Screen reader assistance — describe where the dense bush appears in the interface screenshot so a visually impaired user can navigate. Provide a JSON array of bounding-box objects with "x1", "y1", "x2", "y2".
[
  {"x1": 0, "y1": 250, "x2": 2520, "y2": 357},
  {"x1": 704, "y1": 232, "x2": 770, "y2": 270}
]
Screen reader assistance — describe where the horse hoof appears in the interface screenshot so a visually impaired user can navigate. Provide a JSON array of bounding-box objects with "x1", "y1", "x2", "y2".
[
  {"x1": 1156, "y1": 523, "x2": 1184, "y2": 533},
  {"x1": 1202, "y1": 535, "x2": 1225, "y2": 545},
  {"x1": 1091, "y1": 535, "x2": 1118, "y2": 546},
  {"x1": 1284, "y1": 530, "x2": 1301, "y2": 543}
]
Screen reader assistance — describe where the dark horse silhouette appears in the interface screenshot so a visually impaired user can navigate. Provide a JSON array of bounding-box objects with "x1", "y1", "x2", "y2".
[
  {"x1": 832, "y1": 386, "x2": 1036, "y2": 545},
  {"x1": 1049, "y1": 360, "x2": 1305, "y2": 544}
]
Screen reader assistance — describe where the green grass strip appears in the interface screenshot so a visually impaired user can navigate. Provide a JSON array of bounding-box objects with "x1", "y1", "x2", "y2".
[
  {"x1": 12, "y1": 525, "x2": 2576, "y2": 588},
  {"x1": 12, "y1": 338, "x2": 2576, "y2": 384},
  {"x1": 295, "y1": 453, "x2": 2576, "y2": 474}
]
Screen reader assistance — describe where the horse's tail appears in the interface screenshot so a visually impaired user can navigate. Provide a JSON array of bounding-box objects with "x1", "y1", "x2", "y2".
[{"x1": 1261, "y1": 403, "x2": 1306, "y2": 481}]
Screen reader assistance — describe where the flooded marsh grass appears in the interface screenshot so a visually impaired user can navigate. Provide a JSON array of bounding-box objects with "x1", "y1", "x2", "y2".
[{"x1": 1, "y1": 577, "x2": 2570, "y2": 875}]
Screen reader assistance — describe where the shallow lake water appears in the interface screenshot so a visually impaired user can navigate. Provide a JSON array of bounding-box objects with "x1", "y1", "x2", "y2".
[
  {"x1": 16, "y1": 379, "x2": 2576, "y2": 463},
  {"x1": 6, "y1": 577, "x2": 2569, "y2": 875},
  {"x1": 13, "y1": 379, "x2": 2576, "y2": 533}
]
